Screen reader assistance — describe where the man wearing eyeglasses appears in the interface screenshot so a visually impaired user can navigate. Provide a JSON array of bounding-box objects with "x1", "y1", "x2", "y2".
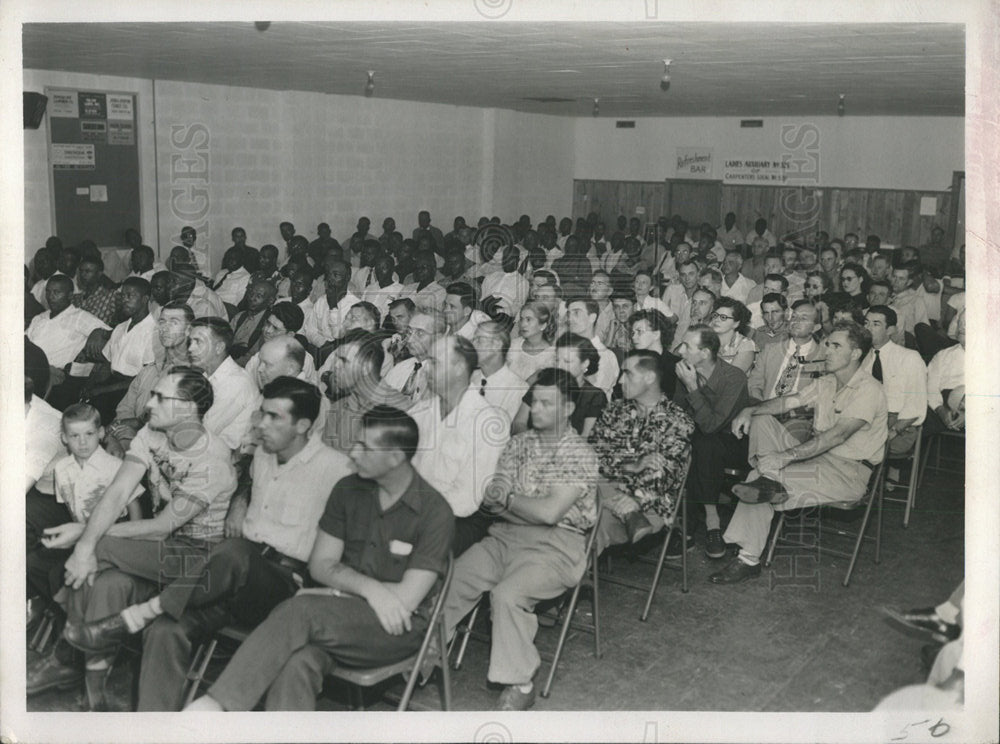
[
  {"x1": 38, "y1": 366, "x2": 237, "y2": 707},
  {"x1": 747, "y1": 300, "x2": 825, "y2": 412},
  {"x1": 383, "y1": 309, "x2": 447, "y2": 403}
]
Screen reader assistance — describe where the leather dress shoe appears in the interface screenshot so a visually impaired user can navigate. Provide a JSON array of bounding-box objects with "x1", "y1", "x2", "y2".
[
  {"x1": 624, "y1": 511, "x2": 655, "y2": 544},
  {"x1": 27, "y1": 651, "x2": 84, "y2": 696},
  {"x1": 732, "y1": 477, "x2": 788, "y2": 505},
  {"x1": 708, "y1": 558, "x2": 762, "y2": 585},
  {"x1": 63, "y1": 613, "x2": 130, "y2": 654},
  {"x1": 497, "y1": 684, "x2": 536, "y2": 711},
  {"x1": 880, "y1": 606, "x2": 961, "y2": 644}
]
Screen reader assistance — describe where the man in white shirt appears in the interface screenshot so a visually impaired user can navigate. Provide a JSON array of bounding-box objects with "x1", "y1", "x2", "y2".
[
  {"x1": 719, "y1": 250, "x2": 757, "y2": 304},
  {"x1": 718, "y1": 212, "x2": 744, "y2": 253},
  {"x1": 27, "y1": 274, "x2": 110, "y2": 370},
  {"x1": 212, "y1": 248, "x2": 252, "y2": 309},
  {"x1": 26, "y1": 275, "x2": 110, "y2": 397},
  {"x1": 924, "y1": 310, "x2": 965, "y2": 435},
  {"x1": 301, "y1": 258, "x2": 361, "y2": 350},
  {"x1": 383, "y1": 309, "x2": 446, "y2": 403},
  {"x1": 481, "y1": 245, "x2": 530, "y2": 318},
  {"x1": 171, "y1": 271, "x2": 227, "y2": 320},
  {"x1": 470, "y1": 320, "x2": 529, "y2": 424},
  {"x1": 187, "y1": 317, "x2": 259, "y2": 450},
  {"x1": 747, "y1": 218, "x2": 778, "y2": 250},
  {"x1": 889, "y1": 261, "x2": 930, "y2": 346},
  {"x1": 410, "y1": 334, "x2": 509, "y2": 555},
  {"x1": 565, "y1": 297, "x2": 619, "y2": 397},
  {"x1": 359, "y1": 254, "x2": 404, "y2": 323},
  {"x1": 85, "y1": 277, "x2": 157, "y2": 424},
  {"x1": 862, "y1": 306, "x2": 927, "y2": 456},
  {"x1": 442, "y1": 281, "x2": 485, "y2": 340},
  {"x1": 399, "y1": 251, "x2": 447, "y2": 312}
]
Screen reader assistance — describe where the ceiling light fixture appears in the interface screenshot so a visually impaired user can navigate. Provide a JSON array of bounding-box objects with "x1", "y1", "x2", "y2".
[
  {"x1": 838, "y1": 93, "x2": 846, "y2": 116},
  {"x1": 660, "y1": 59, "x2": 672, "y2": 92},
  {"x1": 254, "y1": 21, "x2": 271, "y2": 32},
  {"x1": 592, "y1": 98, "x2": 600, "y2": 117},
  {"x1": 365, "y1": 71, "x2": 376, "y2": 98}
]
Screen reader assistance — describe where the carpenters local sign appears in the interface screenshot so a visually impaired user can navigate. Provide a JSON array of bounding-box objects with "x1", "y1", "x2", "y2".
[{"x1": 723, "y1": 157, "x2": 790, "y2": 185}]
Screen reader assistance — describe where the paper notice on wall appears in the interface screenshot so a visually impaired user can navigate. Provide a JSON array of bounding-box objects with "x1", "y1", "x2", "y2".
[
  {"x1": 52, "y1": 143, "x2": 95, "y2": 170},
  {"x1": 80, "y1": 120, "x2": 107, "y2": 143},
  {"x1": 107, "y1": 94, "x2": 133, "y2": 121},
  {"x1": 79, "y1": 92, "x2": 107, "y2": 119},
  {"x1": 49, "y1": 91, "x2": 78, "y2": 118},
  {"x1": 108, "y1": 121, "x2": 135, "y2": 145},
  {"x1": 723, "y1": 157, "x2": 789, "y2": 185},
  {"x1": 676, "y1": 147, "x2": 713, "y2": 178},
  {"x1": 75, "y1": 187, "x2": 90, "y2": 196},
  {"x1": 90, "y1": 185, "x2": 108, "y2": 202},
  {"x1": 920, "y1": 196, "x2": 937, "y2": 216}
]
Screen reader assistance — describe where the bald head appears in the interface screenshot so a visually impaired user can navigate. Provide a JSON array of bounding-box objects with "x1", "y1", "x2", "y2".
[{"x1": 255, "y1": 336, "x2": 306, "y2": 389}]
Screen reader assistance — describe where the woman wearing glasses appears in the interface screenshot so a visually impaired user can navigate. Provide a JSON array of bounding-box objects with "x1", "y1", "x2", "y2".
[
  {"x1": 839, "y1": 262, "x2": 872, "y2": 307},
  {"x1": 709, "y1": 296, "x2": 756, "y2": 373},
  {"x1": 628, "y1": 308, "x2": 680, "y2": 397}
]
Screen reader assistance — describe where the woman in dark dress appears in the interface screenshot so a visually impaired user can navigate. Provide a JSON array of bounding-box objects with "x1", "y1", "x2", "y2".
[{"x1": 511, "y1": 333, "x2": 607, "y2": 438}]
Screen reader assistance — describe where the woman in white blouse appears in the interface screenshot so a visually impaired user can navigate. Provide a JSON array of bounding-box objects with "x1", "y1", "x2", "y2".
[
  {"x1": 506, "y1": 300, "x2": 557, "y2": 384},
  {"x1": 709, "y1": 296, "x2": 757, "y2": 373}
]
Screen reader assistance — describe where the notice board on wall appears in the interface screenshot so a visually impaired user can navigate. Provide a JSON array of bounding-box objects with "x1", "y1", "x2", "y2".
[{"x1": 46, "y1": 88, "x2": 141, "y2": 247}]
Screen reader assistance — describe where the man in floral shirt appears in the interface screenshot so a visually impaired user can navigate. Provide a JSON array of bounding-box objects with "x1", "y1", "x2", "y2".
[
  {"x1": 443, "y1": 368, "x2": 598, "y2": 711},
  {"x1": 589, "y1": 349, "x2": 695, "y2": 544}
]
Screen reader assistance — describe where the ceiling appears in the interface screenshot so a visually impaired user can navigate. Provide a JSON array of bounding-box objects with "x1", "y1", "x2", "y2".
[{"x1": 22, "y1": 22, "x2": 965, "y2": 117}]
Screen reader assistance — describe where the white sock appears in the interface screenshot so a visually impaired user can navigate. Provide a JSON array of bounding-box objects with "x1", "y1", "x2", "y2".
[
  {"x1": 85, "y1": 658, "x2": 110, "y2": 672},
  {"x1": 935, "y1": 600, "x2": 960, "y2": 625},
  {"x1": 516, "y1": 682, "x2": 533, "y2": 694},
  {"x1": 705, "y1": 505, "x2": 721, "y2": 531},
  {"x1": 737, "y1": 550, "x2": 760, "y2": 567},
  {"x1": 121, "y1": 596, "x2": 163, "y2": 633}
]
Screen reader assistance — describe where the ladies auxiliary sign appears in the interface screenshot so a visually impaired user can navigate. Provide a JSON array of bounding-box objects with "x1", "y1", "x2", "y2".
[
  {"x1": 723, "y1": 156, "x2": 790, "y2": 185},
  {"x1": 675, "y1": 147, "x2": 713, "y2": 178}
]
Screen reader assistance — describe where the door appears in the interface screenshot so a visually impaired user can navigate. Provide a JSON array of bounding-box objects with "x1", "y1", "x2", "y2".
[{"x1": 667, "y1": 180, "x2": 722, "y2": 228}]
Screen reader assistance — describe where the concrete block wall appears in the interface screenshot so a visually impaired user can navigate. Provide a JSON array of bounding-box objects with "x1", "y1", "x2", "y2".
[{"x1": 24, "y1": 69, "x2": 577, "y2": 271}]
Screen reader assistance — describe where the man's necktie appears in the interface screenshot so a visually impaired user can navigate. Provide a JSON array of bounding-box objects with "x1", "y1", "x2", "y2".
[
  {"x1": 213, "y1": 271, "x2": 232, "y2": 291},
  {"x1": 871, "y1": 349, "x2": 883, "y2": 382},
  {"x1": 364, "y1": 268, "x2": 373, "y2": 288},
  {"x1": 401, "y1": 361, "x2": 423, "y2": 397},
  {"x1": 479, "y1": 376, "x2": 488, "y2": 397},
  {"x1": 775, "y1": 345, "x2": 802, "y2": 396}
]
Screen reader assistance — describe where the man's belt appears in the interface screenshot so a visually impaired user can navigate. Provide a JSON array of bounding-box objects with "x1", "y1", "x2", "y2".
[
  {"x1": 860, "y1": 460, "x2": 877, "y2": 471},
  {"x1": 259, "y1": 544, "x2": 307, "y2": 575}
]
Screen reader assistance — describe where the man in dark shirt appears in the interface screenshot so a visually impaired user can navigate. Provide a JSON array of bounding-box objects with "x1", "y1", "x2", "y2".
[
  {"x1": 185, "y1": 405, "x2": 454, "y2": 711},
  {"x1": 673, "y1": 325, "x2": 750, "y2": 559}
]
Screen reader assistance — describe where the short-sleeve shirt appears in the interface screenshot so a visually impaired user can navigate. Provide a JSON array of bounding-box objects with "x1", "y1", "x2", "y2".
[
  {"x1": 126, "y1": 424, "x2": 237, "y2": 542},
  {"x1": 318, "y1": 471, "x2": 454, "y2": 604},
  {"x1": 54, "y1": 447, "x2": 143, "y2": 523},
  {"x1": 796, "y1": 365, "x2": 888, "y2": 464},
  {"x1": 26, "y1": 306, "x2": 110, "y2": 368},
  {"x1": 243, "y1": 436, "x2": 353, "y2": 561},
  {"x1": 103, "y1": 314, "x2": 156, "y2": 376},
  {"x1": 492, "y1": 430, "x2": 599, "y2": 532}
]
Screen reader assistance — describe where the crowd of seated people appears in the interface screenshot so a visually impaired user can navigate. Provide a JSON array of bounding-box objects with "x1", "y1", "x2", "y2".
[{"x1": 23, "y1": 210, "x2": 966, "y2": 711}]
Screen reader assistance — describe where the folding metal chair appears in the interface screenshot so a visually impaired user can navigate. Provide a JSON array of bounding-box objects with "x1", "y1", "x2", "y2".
[
  {"x1": 448, "y1": 522, "x2": 602, "y2": 700},
  {"x1": 599, "y1": 453, "x2": 692, "y2": 621},
  {"x1": 182, "y1": 624, "x2": 250, "y2": 708},
  {"x1": 918, "y1": 428, "x2": 965, "y2": 485},
  {"x1": 183, "y1": 556, "x2": 454, "y2": 711},
  {"x1": 883, "y1": 425, "x2": 923, "y2": 527},
  {"x1": 331, "y1": 554, "x2": 454, "y2": 711},
  {"x1": 763, "y1": 447, "x2": 887, "y2": 588}
]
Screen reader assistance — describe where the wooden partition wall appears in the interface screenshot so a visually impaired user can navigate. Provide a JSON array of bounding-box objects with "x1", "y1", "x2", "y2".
[{"x1": 573, "y1": 179, "x2": 952, "y2": 249}]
